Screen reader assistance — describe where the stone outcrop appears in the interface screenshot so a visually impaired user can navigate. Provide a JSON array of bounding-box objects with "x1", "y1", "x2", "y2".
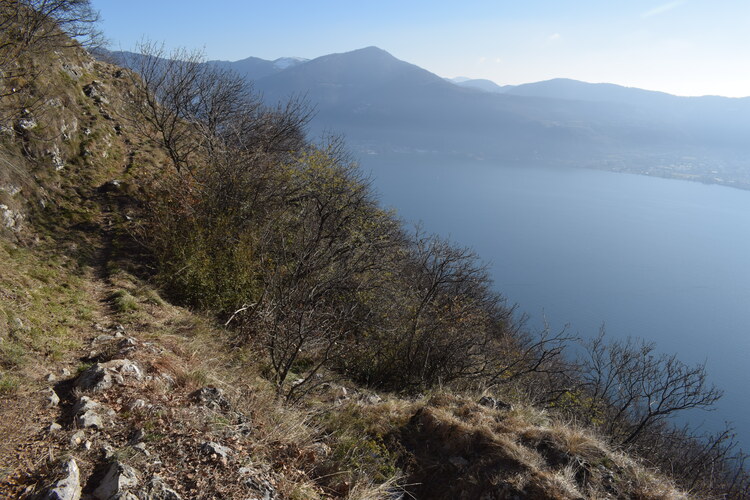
[
  {"x1": 92, "y1": 461, "x2": 139, "y2": 500},
  {"x1": 75, "y1": 359, "x2": 143, "y2": 393},
  {"x1": 44, "y1": 459, "x2": 81, "y2": 500}
]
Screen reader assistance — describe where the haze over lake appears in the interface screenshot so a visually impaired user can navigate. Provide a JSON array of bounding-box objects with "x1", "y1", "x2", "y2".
[{"x1": 363, "y1": 155, "x2": 750, "y2": 445}]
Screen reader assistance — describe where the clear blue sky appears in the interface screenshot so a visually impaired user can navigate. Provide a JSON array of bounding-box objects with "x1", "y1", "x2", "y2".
[{"x1": 91, "y1": 0, "x2": 750, "y2": 97}]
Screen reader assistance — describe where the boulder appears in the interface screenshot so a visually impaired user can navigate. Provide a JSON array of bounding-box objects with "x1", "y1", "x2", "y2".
[
  {"x1": 70, "y1": 430, "x2": 85, "y2": 447},
  {"x1": 47, "y1": 388, "x2": 60, "y2": 407},
  {"x1": 75, "y1": 359, "x2": 143, "y2": 392},
  {"x1": 77, "y1": 410, "x2": 103, "y2": 429},
  {"x1": 93, "y1": 462, "x2": 139, "y2": 500},
  {"x1": 201, "y1": 441, "x2": 231, "y2": 462},
  {"x1": 73, "y1": 396, "x2": 99, "y2": 414},
  {"x1": 44, "y1": 458, "x2": 81, "y2": 500}
]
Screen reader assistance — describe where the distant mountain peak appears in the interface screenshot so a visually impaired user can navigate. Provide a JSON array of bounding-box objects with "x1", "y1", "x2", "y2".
[{"x1": 273, "y1": 56, "x2": 308, "y2": 70}]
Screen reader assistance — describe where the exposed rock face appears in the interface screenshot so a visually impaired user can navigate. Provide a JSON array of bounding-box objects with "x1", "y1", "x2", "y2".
[
  {"x1": 72, "y1": 396, "x2": 105, "y2": 429},
  {"x1": 75, "y1": 359, "x2": 143, "y2": 392},
  {"x1": 240, "y1": 467, "x2": 278, "y2": 500},
  {"x1": 0, "y1": 203, "x2": 23, "y2": 231},
  {"x1": 201, "y1": 441, "x2": 231, "y2": 462},
  {"x1": 93, "y1": 461, "x2": 139, "y2": 500},
  {"x1": 46, "y1": 388, "x2": 60, "y2": 407},
  {"x1": 44, "y1": 459, "x2": 81, "y2": 500},
  {"x1": 190, "y1": 386, "x2": 230, "y2": 411}
]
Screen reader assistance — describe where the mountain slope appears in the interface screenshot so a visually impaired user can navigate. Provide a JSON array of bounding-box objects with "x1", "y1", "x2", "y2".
[
  {"x1": 245, "y1": 47, "x2": 750, "y2": 187},
  {"x1": 0, "y1": 39, "x2": 702, "y2": 499},
  {"x1": 449, "y1": 77, "x2": 509, "y2": 93},
  {"x1": 102, "y1": 46, "x2": 750, "y2": 187}
]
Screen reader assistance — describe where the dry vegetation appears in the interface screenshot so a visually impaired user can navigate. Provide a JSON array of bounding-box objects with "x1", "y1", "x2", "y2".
[{"x1": 0, "y1": 1, "x2": 748, "y2": 498}]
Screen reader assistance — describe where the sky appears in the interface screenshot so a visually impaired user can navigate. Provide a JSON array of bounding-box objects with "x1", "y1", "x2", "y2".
[{"x1": 90, "y1": 0, "x2": 750, "y2": 97}]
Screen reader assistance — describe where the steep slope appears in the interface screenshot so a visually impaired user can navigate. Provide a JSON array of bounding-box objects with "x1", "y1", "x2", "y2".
[{"x1": 0, "y1": 22, "x2": 740, "y2": 500}]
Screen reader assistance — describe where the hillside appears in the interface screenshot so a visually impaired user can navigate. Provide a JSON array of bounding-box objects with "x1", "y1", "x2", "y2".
[{"x1": 1, "y1": 4, "x2": 748, "y2": 499}]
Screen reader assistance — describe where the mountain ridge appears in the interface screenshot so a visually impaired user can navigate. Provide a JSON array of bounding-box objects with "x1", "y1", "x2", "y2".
[{"x1": 102, "y1": 45, "x2": 750, "y2": 188}]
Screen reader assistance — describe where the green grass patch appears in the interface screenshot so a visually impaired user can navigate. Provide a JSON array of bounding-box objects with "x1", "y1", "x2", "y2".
[
  {"x1": 110, "y1": 289, "x2": 140, "y2": 313},
  {"x1": 0, "y1": 241, "x2": 95, "y2": 374}
]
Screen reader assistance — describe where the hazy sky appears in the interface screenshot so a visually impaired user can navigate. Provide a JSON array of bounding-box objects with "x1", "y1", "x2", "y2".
[{"x1": 91, "y1": 0, "x2": 750, "y2": 97}]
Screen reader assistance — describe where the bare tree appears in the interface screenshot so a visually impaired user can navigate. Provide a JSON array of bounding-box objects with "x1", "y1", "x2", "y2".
[
  {"x1": 578, "y1": 330, "x2": 723, "y2": 445},
  {"x1": 247, "y1": 147, "x2": 400, "y2": 401},
  {"x1": 1, "y1": 0, "x2": 102, "y2": 99}
]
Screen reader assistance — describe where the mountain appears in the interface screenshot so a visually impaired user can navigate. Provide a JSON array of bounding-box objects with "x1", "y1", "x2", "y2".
[
  {"x1": 104, "y1": 47, "x2": 750, "y2": 188},
  {"x1": 2, "y1": 12, "x2": 743, "y2": 498},
  {"x1": 207, "y1": 55, "x2": 279, "y2": 80},
  {"x1": 449, "y1": 77, "x2": 509, "y2": 93},
  {"x1": 250, "y1": 48, "x2": 750, "y2": 187},
  {"x1": 206, "y1": 54, "x2": 308, "y2": 80}
]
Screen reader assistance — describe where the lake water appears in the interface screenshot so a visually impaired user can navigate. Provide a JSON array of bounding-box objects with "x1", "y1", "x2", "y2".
[{"x1": 362, "y1": 154, "x2": 750, "y2": 447}]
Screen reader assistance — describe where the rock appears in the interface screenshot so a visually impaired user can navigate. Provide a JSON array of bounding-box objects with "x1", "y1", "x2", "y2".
[
  {"x1": 190, "y1": 387, "x2": 230, "y2": 411},
  {"x1": 75, "y1": 364, "x2": 113, "y2": 392},
  {"x1": 201, "y1": 441, "x2": 231, "y2": 461},
  {"x1": 133, "y1": 442, "x2": 149, "y2": 456},
  {"x1": 0, "y1": 204, "x2": 23, "y2": 231},
  {"x1": 478, "y1": 396, "x2": 512, "y2": 411},
  {"x1": 143, "y1": 476, "x2": 182, "y2": 500},
  {"x1": 93, "y1": 462, "x2": 139, "y2": 500},
  {"x1": 60, "y1": 368, "x2": 71, "y2": 377},
  {"x1": 47, "y1": 388, "x2": 60, "y2": 407},
  {"x1": 335, "y1": 386, "x2": 348, "y2": 399},
  {"x1": 17, "y1": 118, "x2": 37, "y2": 130},
  {"x1": 72, "y1": 396, "x2": 99, "y2": 414},
  {"x1": 73, "y1": 396, "x2": 104, "y2": 429},
  {"x1": 49, "y1": 422, "x2": 62, "y2": 433},
  {"x1": 361, "y1": 393, "x2": 382, "y2": 405},
  {"x1": 118, "y1": 338, "x2": 137, "y2": 356},
  {"x1": 77, "y1": 410, "x2": 103, "y2": 429},
  {"x1": 101, "y1": 444, "x2": 116, "y2": 460},
  {"x1": 46, "y1": 373, "x2": 57, "y2": 382},
  {"x1": 128, "y1": 399, "x2": 146, "y2": 410},
  {"x1": 243, "y1": 470, "x2": 277, "y2": 500},
  {"x1": 110, "y1": 492, "x2": 138, "y2": 500},
  {"x1": 48, "y1": 146, "x2": 64, "y2": 171},
  {"x1": 75, "y1": 359, "x2": 143, "y2": 392},
  {"x1": 70, "y1": 430, "x2": 85, "y2": 447},
  {"x1": 129, "y1": 428, "x2": 145, "y2": 444},
  {"x1": 93, "y1": 334, "x2": 116, "y2": 344},
  {"x1": 83, "y1": 81, "x2": 109, "y2": 105},
  {"x1": 44, "y1": 458, "x2": 81, "y2": 500}
]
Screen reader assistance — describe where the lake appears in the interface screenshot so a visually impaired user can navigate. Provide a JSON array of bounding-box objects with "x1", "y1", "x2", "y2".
[{"x1": 361, "y1": 154, "x2": 750, "y2": 447}]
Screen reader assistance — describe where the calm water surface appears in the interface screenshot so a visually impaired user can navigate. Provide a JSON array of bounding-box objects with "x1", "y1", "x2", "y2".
[{"x1": 362, "y1": 155, "x2": 750, "y2": 446}]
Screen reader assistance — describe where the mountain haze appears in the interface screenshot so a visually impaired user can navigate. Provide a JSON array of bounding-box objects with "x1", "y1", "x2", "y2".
[
  {"x1": 106, "y1": 47, "x2": 750, "y2": 188},
  {"x1": 449, "y1": 77, "x2": 509, "y2": 93}
]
